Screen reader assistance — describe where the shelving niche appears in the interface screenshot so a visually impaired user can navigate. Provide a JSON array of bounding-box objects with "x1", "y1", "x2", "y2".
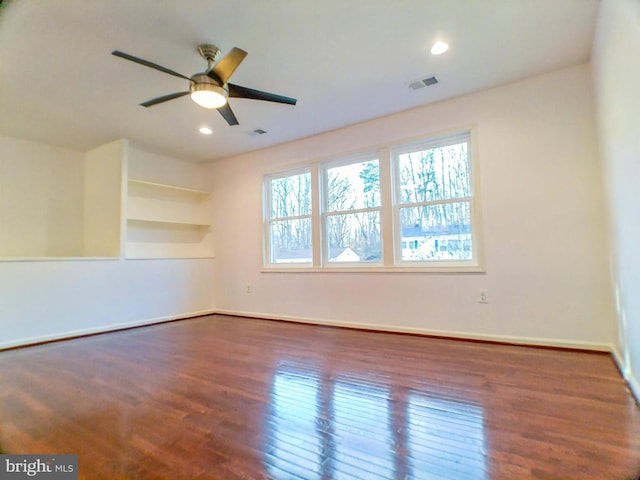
[
  {"x1": 0, "y1": 138, "x2": 214, "y2": 261},
  {"x1": 125, "y1": 179, "x2": 214, "y2": 259}
]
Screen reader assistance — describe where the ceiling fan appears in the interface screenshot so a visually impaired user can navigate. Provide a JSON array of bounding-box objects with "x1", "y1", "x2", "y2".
[{"x1": 111, "y1": 44, "x2": 297, "y2": 126}]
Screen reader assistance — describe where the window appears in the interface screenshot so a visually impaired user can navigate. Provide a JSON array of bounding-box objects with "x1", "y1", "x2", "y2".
[
  {"x1": 323, "y1": 156, "x2": 381, "y2": 264},
  {"x1": 393, "y1": 132, "x2": 476, "y2": 267},
  {"x1": 265, "y1": 169, "x2": 312, "y2": 265},
  {"x1": 263, "y1": 129, "x2": 481, "y2": 271}
]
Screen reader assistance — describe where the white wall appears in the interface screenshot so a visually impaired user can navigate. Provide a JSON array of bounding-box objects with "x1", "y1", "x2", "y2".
[
  {"x1": 592, "y1": 0, "x2": 640, "y2": 399},
  {"x1": 0, "y1": 138, "x2": 216, "y2": 349},
  {"x1": 128, "y1": 145, "x2": 212, "y2": 191},
  {"x1": 210, "y1": 63, "x2": 614, "y2": 349},
  {"x1": 0, "y1": 136, "x2": 84, "y2": 257},
  {"x1": 0, "y1": 258, "x2": 214, "y2": 348}
]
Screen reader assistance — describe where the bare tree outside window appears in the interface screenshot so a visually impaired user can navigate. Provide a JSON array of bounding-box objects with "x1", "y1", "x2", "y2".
[{"x1": 269, "y1": 171, "x2": 312, "y2": 263}]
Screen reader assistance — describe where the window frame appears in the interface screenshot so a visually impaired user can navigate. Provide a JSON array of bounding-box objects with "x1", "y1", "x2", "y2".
[
  {"x1": 262, "y1": 128, "x2": 484, "y2": 273},
  {"x1": 263, "y1": 166, "x2": 314, "y2": 268},
  {"x1": 391, "y1": 130, "x2": 482, "y2": 270},
  {"x1": 320, "y1": 152, "x2": 383, "y2": 268}
]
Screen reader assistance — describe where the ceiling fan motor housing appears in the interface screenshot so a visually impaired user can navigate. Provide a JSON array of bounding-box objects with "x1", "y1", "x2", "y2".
[{"x1": 190, "y1": 73, "x2": 227, "y2": 94}]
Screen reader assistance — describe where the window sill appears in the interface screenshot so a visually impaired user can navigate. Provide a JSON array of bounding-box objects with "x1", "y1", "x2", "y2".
[{"x1": 261, "y1": 265, "x2": 486, "y2": 274}]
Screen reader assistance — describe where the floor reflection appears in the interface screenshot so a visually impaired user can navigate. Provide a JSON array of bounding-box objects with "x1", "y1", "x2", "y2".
[
  {"x1": 331, "y1": 379, "x2": 394, "y2": 479},
  {"x1": 406, "y1": 393, "x2": 487, "y2": 479},
  {"x1": 265, "y1": 366, "x2": 323, "y2": 479},
  {"x1": 265, "y1": 361, "x2": 487, "y2": 480}
]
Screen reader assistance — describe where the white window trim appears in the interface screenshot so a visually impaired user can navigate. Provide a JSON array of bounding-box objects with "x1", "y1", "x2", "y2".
[{"x1": 262, "y1": 127, "x2": 485, "y2": 273}]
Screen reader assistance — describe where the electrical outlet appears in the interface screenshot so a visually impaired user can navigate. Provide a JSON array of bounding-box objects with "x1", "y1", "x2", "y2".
[
  {"x1": 478, "y1": 289, "x2": 489, "y2": 304},
  {"x1": 246, "y1": 284, "x2": 251, "y2": 294}
]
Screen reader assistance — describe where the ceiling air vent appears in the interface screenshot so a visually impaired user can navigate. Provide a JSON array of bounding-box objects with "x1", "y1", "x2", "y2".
[
  {"x1": 248, "y1": 128, "x2": 268, "y2": 136},
  {"x1": 409, "y1": 76, "x2": 438, "y2": 90}
]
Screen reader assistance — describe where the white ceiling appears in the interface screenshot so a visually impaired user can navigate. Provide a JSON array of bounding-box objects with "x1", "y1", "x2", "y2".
[{"x1": 0, "y1": 0, "x2": 599, "y2": 163}]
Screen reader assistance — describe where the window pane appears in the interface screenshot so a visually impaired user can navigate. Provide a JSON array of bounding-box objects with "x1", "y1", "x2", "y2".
[
  {"x1": 327, "y1": 160, "x2": 380, "y2": 212},
  {"x1": 327, "y1": 211, "x2": 381, "y2": 262},
  {"x1": 399, "y1": 202, "x2": 472, "y2": 261},
  {"x1": 271, "y1": 172, "x2": 312, "y2": 218},
  {"x1": 270, "y1": 218, "x2": 312, "y2": 263},
  {"x1": 398, "y1": 142, "x2": 470, "y2": 204}
]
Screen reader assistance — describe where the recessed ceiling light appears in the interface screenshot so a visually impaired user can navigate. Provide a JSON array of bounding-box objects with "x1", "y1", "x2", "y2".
[
  {"x1": 199, "y1": 126, "x2": 213, "y2": 135},
  {"x1": 430, "y1": 41, "x2": 449, "y2": 55}
]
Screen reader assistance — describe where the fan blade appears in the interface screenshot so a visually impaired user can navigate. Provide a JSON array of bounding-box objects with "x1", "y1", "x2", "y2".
[
  {"x1": 140, "y1": 91, "x2": 189, "y2": 107},
  {"x1": 216, "y1": 103, "x2": 239, "y2": 126},
  {"x1": 112, "y1": 50, "x2": 190, "y2": 80},
  {"x1": 228, "y1": 84, "x2": 297, "y2": 105},
  {"x1": 209, "y1": 47, "x2": 248, "y2": 84}
]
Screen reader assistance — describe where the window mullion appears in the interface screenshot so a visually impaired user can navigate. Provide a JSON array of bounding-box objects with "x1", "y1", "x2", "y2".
[
  {"x1": 311, "y1": 164, "x2": 322, "y2": 267},
  {"x1": 379, "y1": 147, "x2": 394, "y2": 267}
]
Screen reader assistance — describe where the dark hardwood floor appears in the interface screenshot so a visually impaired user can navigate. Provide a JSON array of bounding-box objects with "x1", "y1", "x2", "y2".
[{"x1": 1, "y1": 314, "x2": 639, "y2": 479}]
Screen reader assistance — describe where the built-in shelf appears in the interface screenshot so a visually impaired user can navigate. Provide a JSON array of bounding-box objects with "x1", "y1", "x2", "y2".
[
  {"x1": 125, "y1": 176, "x2": 214, "y2": 259},
  {"x1": 125, "y1": 242, "x2": 215, "y2": 260},
  {"x1": 128, "y1": 178, "x2": 210, "y2": 197},
  {"x1": 126, "y1": 217, "x2": 211, "y2": 229}
]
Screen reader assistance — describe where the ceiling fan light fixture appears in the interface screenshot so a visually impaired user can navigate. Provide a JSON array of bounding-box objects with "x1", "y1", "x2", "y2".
[
  {"x1": 190, "y1": 74, "x2": 227, "y2": 108},
  {"x1": 190, "y1": 84, "x2": 227, "y2": 109}
]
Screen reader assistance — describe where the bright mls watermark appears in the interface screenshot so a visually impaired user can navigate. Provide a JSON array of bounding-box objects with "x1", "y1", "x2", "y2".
[{"x1": 0, "y1": 455, "x2": 77, "y2": 479}]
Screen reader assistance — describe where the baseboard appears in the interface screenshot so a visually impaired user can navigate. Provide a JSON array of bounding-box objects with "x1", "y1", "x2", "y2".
[
  {"x1": 5, "y1": 308, "x2": 634, "y2": 402},
  {"x1": 0, "y1": 309, "x2": 216, "y2": 351},
  {"x1": 627, "y1": 370, "x2": 640, "y2": 405},
  {"x1": 611, "y1": 345, "x2": 628, "y2": 376},
  {"x1": 611, "y1": 345, "x2": 640, "y2": 405},
  {"x1": 2, "y1": 307, "x2": 621, "y2": 368},
  {"x1": 214, "y1": 309, "x2": 612, "y2": 352}
]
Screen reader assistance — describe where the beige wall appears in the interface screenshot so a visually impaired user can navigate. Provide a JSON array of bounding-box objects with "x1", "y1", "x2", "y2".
[
  {"x1": 0, "y1": 135, "x2": 84, "y2": 257},
  {"x1": 210, "y1": 63, "x2": 614, "y2": 349},
  {"x1": 592, "y1": 0, "x2": 640, "y2": 398}
]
